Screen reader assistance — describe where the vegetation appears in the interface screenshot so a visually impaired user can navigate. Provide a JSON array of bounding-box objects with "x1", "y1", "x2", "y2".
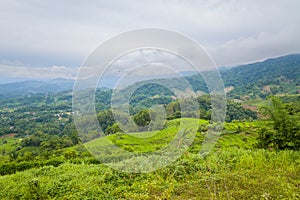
[
  {"x1": 1, "y1": 114, "x2": 299, "y2": 199},
  {"x1": 0, "y1": 147, "x2": 299, "y2": 199},
  {"x1": 257, "y1": 96, "x2": 300, "y2": 150},
  {"x1": 0, "y1": 54, "x2": 299, "y2": 199}
]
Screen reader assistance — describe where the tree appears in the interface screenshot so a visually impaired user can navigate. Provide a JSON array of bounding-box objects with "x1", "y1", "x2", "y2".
[
  {"x1": 97, "y1": 110, "x2": 115, "y2": 132},
  {"x1": 257, "y1": 96, "x2": 300, "y2": 150},
  {"x1": 133, "y1": 110, "x2": 151, "y2": 126},
  {"x1": 105, "y1": 123, "x2": 122, "y2": 135}
]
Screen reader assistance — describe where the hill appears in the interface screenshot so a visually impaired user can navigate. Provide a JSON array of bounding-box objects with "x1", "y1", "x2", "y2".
[
  {"x1": 222, "y1": 54, "x2": 300, "y2": 98},
  {"x1": 0, "y1": 117, "x2": 299, "y2": 199},
  {"x1": 187, "y1": 54, "x2": 300, "y2": 98},
  {"x1": 0, "y1": 79, "x2": 74, "y2": 97},
  {"x1": 1, "y1": 54, "x2": 299, "y2": 98}
]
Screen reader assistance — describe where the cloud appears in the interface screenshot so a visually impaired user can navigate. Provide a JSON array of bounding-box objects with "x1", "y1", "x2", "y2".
[
  {"x1": 0, "y1": 0, "x2": 299, "y2": 72},
  {"x1": 209, "y1": 25, "x2": 300, "y2": 66},
  {"x1": 0, "y1": 64, "x2": 78, "y2": 80}
]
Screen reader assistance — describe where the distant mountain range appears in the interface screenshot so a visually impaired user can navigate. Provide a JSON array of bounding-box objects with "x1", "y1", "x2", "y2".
[
  {"x1": 0, "y1": 78, "x2": 74, "y2": 97},
  {"x1": 0, "y1": 54, "x2": 299, "y2": 97}
]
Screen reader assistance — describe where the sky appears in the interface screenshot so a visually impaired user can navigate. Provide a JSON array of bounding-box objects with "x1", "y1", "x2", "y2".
[{"x1": 0, "y1": 0, "x2": 300, "y2": 83}]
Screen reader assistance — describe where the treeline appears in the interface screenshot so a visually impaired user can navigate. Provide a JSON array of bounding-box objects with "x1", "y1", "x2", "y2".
[{"x1": 96, "y1": 95, "x2": 258, "y2": 135}]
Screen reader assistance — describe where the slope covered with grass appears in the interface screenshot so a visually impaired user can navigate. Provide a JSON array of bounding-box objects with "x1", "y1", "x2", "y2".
[
  {"x1": 0, "y1": 147, "x2": 299, "y2": 200},
  {"x1": 1, "y1": 118, "x2": 299, "y2": 199}
]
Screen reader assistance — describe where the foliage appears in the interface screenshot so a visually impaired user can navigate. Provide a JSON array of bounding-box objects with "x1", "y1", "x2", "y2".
[
  {"x1": 96, "y1": 110, "x2": 115, "y2": 134},
  {"x1": 226, "y1": 100, "x2": 257, "y2": 122},
  {"x1": 105, "y1": 123, "x2": 122, "y2": 135},
  {"x1": 257, "y1": 96, "x2": 300, "y2": 150},
  {"x1": 165, "y1": 95, "x2": 257, "y2": 122},
  {"x1": 0, "y1": 54, "x2": 300, "y2": 199},
  {"x1": 0, "y1": 148, "x2": 299, "y2": 199},
  {"x1": 133, "y1": 109, "x2": 151, "y2": 126}
]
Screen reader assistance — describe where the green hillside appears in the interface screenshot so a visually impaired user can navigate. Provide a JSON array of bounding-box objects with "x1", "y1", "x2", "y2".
[
  {"x1": 113, "y1": 54, "x2": 300, "y2": 105},
  {"x1": 187, "y1": 54, "x2": 300, "y2": 98},
  {"x1": 0, "y1": 55, "x2": 300, "y2": 199},
  {"x1": 1, "y1": 54, "x2": 299, "y2": 99},
  {"x1": 0, "y1": 98, "x2": 299, "y2": 199},
  {"x1": 0, "y1": 136, "x2": 299, "y2": 199}
]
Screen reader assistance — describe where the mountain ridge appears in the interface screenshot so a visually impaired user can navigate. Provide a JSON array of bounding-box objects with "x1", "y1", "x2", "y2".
[{"x1": 0, "y1": 54, "x2": 299, "y2": 97}]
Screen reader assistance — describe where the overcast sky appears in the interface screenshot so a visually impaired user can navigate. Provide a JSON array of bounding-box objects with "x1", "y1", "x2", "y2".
[{"x1": 0, "y1": 0, "x2": 300, "y2": 83}]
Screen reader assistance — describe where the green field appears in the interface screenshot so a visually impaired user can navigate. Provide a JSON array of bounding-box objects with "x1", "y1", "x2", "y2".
[
  {"x1": 0, "y1": 93, "x2": 299, "y2": 199},
  {"x1": 0, "y1": 118, "x2": 299, "y2": 199},
  {"x1": 0, "y1": 148, "x2": 299, "y2": 199}
]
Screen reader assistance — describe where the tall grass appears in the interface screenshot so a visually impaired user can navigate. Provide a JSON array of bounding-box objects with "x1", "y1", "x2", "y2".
[{"x1": 0, "y1": 147, "x2": 299, "y2": 199}]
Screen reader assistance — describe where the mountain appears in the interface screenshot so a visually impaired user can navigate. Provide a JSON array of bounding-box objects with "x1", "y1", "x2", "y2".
[
  {"x1": 0, "y1": 54, "x2": 299, "y2": 98},
  {"x1": 0, "y1": 78, "x2": 74, "y2": 97},
  {"x1": 126, "y1": 54, "x2": 300, "y2": 100},
  {"x1": 188, "y1": 54, "x2": 300, "y2": 98},
  {"x1": 224, "y1": 54, "x2": 300, "y2": 86},
  {"x1": 222, "y1": 54, "x2": 300, "y2": 97}
]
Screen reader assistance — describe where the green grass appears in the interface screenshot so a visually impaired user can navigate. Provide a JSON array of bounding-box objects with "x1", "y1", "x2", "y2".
[
  {"x1": 217, "y1": 121, "x2": 270, "y2": 149},
  {"x1": 68, "y1": 119, "x2": 268, "y2": 163},
  {"x1": 243, "y1": 98, "x2": 267, "y2": 107},
  {"x1": 243, "y1": 93, "x2": 300, "y2": 108},
  {"x1": 0, "y1": 137, "x2": 21, "y2": 152},
  {"x1": 0, "y1": 148, "x2": 299, "y2": 200},
  {"x1": 68, "y1": 119, "x2": 270, "y2": 173},
  {"x1": 85, "y1": 118, "x2": 262, "y2": 153},
  {"x1": 85, "y1": 118, "x2": 200, "y2": 156},
  {"x1": 1, "y1": 118, "x2": 299, "y2": 199},
  {"x1": 0, "y1": 137, "x2": 22, "y2": 163}
]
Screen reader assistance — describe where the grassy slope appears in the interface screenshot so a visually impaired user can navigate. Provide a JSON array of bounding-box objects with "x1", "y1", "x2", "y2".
[
  {"x1": 86, "y1": 118, "x2": 201, "y2": 153},
  {"x1": 0, "y1": 118, "x2": 299, "y2": 199},
  {"x1": 0, "y1": 148, "x2": 299, "y2": 199}
]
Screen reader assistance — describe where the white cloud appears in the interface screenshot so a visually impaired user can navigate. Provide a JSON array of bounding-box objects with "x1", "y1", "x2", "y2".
[
  {"x1": 209, "y1": 25, "x2": 300, "y2": 66},
  {"x1": 0, "y1": 64, "x2": 78, "y2": 80},
  {"x1": 0, "y1": 0, "x2": 299, "y2": 72}
]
